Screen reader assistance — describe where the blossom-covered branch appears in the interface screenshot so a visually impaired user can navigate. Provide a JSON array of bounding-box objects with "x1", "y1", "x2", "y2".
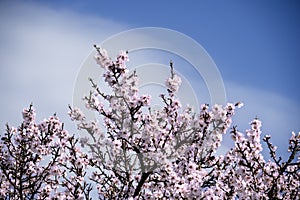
[{"x1": 69, "y1": 46, "x2": 299, "y2": 199}]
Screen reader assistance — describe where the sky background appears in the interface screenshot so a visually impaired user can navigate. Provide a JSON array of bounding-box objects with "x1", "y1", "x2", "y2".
[{"x1": 0, "y1": 0, "x2": 299, "y2": 158}]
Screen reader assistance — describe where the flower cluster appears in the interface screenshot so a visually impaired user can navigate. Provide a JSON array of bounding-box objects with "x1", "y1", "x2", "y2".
[
  {"x1": 94, "y1": 46, "x2": 129, "y2": 87},
  {"x1": 165, "y1": 62, "x2": 181, "y2": 94},
  {"x1": 0, "y1": 105, "x2": 92, "y2": 199}
]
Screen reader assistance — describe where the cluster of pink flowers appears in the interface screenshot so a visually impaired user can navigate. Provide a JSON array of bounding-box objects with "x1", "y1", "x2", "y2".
[
  {"x1": 210, "y1": 120, "x2": 300, "y2": 199},
  {"x1": 0, "y1": 105, "x2": 92, "y2": 199},
  {"x1": 1, "y1": 46, "x2": 299, "y2": 199}
]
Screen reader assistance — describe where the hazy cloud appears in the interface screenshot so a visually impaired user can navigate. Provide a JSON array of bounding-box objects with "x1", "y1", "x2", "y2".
[{"x1": 0, "y1": 1, "x2": 127, "y2": 130}]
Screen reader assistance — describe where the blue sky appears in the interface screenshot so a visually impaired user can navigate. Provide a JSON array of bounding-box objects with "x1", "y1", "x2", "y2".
[{"x1": 0, "y1": 0, "x2": 299, "y2": 158}]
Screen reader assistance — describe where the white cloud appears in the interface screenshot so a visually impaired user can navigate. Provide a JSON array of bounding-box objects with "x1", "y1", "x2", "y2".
[{"x1": 0, "y1": 1, "x2": 127, "y2": 130}]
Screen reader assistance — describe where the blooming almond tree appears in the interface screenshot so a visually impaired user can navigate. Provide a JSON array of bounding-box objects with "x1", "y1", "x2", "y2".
[
  {"x1": 0, "y1": 46, "x2": 299, "y2": 199},
  {"x1": 68, "y1": 46, "x2": 300, "y2": 199}
]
